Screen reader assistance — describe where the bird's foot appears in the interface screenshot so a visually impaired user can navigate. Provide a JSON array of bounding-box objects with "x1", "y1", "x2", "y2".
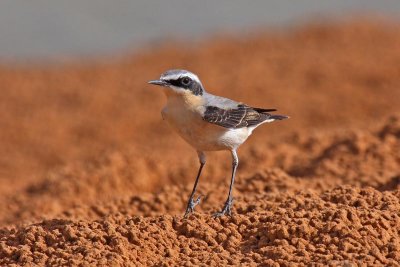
[
  {"x1": 183, "y1": 195, "x2": 202, "y2": 218},
  {"x1": 213, "y1": 197, "x2": 234, "y2": 218}
]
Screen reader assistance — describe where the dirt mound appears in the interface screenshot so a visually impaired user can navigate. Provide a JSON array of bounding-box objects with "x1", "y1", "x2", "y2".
[
  {"x1": 1, "y1": 115, "x2": 400, "y2": 265},
  {"x1": 1, "y1": 185, "x2": 399, "y2": 266},
  {"x1": 1, "y1": 19, "x2": 400, "y2": 265},
  {"x1": 1, "y1": 115, "x2": 399, "y2": 227}
]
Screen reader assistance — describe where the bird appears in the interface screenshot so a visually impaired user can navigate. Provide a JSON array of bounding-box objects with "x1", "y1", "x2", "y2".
[{"x1": 148, "y1": 69, "x2": 288, "y2": 217}]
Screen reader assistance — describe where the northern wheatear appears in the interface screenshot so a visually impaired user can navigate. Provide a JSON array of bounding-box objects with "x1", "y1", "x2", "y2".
[{"x1": 148, "y1": 69, "x2": 288, "y2": 217}]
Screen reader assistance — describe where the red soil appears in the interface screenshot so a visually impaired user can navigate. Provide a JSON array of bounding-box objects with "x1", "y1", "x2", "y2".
[{"x1": 1, "y1": 19, "x2": 400, "y2": 266}]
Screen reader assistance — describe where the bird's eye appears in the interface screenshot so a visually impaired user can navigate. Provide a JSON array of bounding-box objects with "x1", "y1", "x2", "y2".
[{"x1": 181, "y1": 77, "x2": 191, "y2": 86}]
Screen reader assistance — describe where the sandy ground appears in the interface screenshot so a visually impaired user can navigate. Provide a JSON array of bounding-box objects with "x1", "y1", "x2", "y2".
[{"x1": 1, "y1": 19, "x2": 400, "y2": 265}]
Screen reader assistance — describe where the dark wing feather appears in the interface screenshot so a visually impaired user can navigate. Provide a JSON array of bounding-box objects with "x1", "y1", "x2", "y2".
[{"x1": 203, "y1": 104, "x2": 272, "y2": 129}]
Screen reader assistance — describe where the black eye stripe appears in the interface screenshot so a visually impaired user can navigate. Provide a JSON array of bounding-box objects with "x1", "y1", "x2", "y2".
[
  {"x1": 167, "y1": 79, "x2": 181, "y2": 87},
  {"x1": 165, "y1": 77, "x2": 203, "y2": 96},
  {"x1": 166, "y1": 77, "x2": 191, "y2": 87}
]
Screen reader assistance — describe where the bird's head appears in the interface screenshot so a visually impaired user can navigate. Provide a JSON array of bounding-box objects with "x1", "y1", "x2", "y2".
[{"x1": 148, "y1": 69, "x2": 204, "y2": 96}]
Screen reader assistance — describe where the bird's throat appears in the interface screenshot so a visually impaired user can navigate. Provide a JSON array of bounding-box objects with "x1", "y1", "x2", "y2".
[{"x1": 164, "y1": 90, "x2": 204, "y2": 110}]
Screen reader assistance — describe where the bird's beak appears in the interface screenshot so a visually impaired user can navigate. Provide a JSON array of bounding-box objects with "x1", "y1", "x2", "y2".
[{"x1": 148, "y1": 80, "x2": 169, "y2": 87}]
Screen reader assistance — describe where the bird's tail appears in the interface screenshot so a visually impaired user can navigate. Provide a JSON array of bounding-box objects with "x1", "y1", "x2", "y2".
[
  {"x1": 253, "y1": 107, "x2": 289, "y2": 120},
  {"x1": 253, "y1": 107, "x2": 289, "y2": 122}
]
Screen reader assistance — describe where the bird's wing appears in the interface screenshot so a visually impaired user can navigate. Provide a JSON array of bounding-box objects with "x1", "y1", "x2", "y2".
[
  {"x1": 202, "y1": 93, "x2": 288, "y2": 128},
  {"x1": 202, "y1": 104, "x2": 271, "y2": 129}
]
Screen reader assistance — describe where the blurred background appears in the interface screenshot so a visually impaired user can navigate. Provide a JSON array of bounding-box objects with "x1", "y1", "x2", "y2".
[
  {"x1": 1, "y1": 0, "x2": 400, "y2": 62},
  {"x1": 0, "y1": 1, "x2": 400, "y2": 225}
]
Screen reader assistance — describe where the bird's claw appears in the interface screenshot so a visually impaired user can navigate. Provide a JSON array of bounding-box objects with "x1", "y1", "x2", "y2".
[
  {"x1": 183, "y1": 195, "x2": 202, "y2": 218},
  {"x1": 213, "y1": 197, "x2": 234, "y2": 218}
]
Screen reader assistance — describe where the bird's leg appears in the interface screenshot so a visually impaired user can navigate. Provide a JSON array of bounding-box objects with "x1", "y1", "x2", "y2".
[
  {"x1": 214, "y1": 150, "x2": 238, "y2": 217},
  {"x1": 184, "y1": 151, "x2": 206, "y2": 218}
]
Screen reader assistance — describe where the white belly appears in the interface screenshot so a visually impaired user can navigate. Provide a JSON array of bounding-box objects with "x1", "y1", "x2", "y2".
[{"x1": 162, "y1": 104, "x2": 250, "y2": 151}]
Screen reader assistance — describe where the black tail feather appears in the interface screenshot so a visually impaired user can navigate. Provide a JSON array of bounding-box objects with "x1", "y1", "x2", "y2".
[
  {"x1": 252, "y1": 107, "x2": 289, "y2": 121},
  {"x1": 253, "y1": 107, "x2": 277, "y2": 113}
]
